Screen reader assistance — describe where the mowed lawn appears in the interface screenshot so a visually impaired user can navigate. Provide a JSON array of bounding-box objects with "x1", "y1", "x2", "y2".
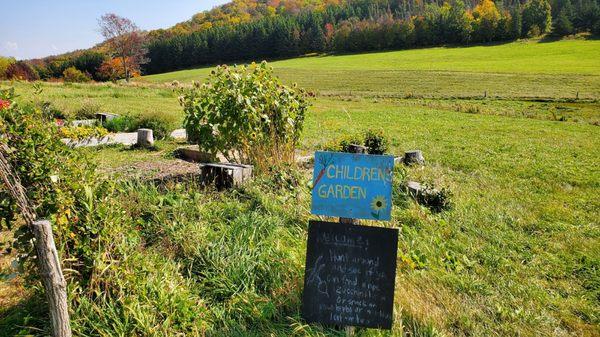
[
  {"x1": 305, "y1": 98, "x2": 600, "y2": 336},
  {"x1": 140, "y1": 39, "x2": 600, "y2": 99}
]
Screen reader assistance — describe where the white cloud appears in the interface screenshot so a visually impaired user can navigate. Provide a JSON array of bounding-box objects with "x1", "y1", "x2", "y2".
[
  {"x1": 51, "y1": 44, "x2": 58, "y2": 51},
  {"x1": 4, "y1": 41, "x2": 18, "y2": 51}
]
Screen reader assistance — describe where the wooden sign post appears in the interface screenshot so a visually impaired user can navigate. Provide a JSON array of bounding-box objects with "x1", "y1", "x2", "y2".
[
  {"x1": 304, "y1": 146, "x2": 397, "y2": 335},
  {"x1": 341, "y1": 145, "x2": 366, "y2": 336}
]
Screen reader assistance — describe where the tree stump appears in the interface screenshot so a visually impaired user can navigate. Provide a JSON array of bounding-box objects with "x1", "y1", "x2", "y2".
[
  {"x1": 403, "y1": 150, "x2": 425, "y2": 165},
  {"x1": 348, "y1": 144, "x2": 367, "y2": 154},
  {"x1": 137, "y1": 129, "x2": 154, "y2": 148}
]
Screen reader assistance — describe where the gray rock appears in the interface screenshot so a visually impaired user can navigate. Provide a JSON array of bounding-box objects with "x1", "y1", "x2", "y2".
[{"x1": 170, "y1": 129, "x2": 187, "y2": 140}]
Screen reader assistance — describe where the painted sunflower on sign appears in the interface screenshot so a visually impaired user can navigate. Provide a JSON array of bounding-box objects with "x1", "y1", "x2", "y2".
[{"x1": 370, "y1": 195, "x2": 388, "y2": 219}]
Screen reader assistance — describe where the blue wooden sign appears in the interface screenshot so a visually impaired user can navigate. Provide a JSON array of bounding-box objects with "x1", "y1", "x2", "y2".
[{"x1": 311, "y1": 151, "x2": 394, "y2": 221}]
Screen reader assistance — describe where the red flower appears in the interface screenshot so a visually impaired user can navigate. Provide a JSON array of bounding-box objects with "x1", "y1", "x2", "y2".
[{"x1": 0, "y1": 99, "x2": 10, "y2": 110}]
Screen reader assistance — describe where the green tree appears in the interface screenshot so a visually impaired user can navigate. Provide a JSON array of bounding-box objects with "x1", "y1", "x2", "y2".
[
  {"x1": 573, "y1": 0, "x2": 600, "y2": 31},
  {"x1": 522, "y1": 0, "x2": 553, "y2": 35},
  {"x1": 552, "y1": 7, "x2": 575, "y2": 35},
  {"x1": 71, "y1": 51, "x2": 107, "y2": 81}
]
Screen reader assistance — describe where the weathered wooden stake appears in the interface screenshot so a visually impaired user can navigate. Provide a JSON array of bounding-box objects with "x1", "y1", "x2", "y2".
[
  {"x1": 0, "y1": 145, "x2": 72, "y2": 337},
  {"x1": 340, "y1": 144, "x2": 366, "y2": 337},
  {"x1": 33, "y1": 220, "x2": 72, "y2": 337}
]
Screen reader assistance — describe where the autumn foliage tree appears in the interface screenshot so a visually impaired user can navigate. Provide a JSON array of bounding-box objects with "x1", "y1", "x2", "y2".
[
  {"x1": 97, "y1": 57, "x2": 140, "y2": 82},
  {"x1": 472, "y1": 0, "x2": 501, "y2": 41},
  {"x1": 98, "y1": 13, "x2": 148, "y2": 81}
]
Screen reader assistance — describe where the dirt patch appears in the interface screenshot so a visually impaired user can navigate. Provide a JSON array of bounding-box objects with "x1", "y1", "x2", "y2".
[{"x1": 102, "y1": 158, "x2": 200, "y2": 181}]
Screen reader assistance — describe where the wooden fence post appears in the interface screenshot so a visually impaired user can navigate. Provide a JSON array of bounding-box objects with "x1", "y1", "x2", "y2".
[
  {"x1": 340, "y1": 144, "x2": 367, "y2": 337},
  {"x1": 0, "y1": 146, "x2": 72, "y2": 337},
  {"x1": 32, "y1": 220, "x2": 73, "y2": 337}
]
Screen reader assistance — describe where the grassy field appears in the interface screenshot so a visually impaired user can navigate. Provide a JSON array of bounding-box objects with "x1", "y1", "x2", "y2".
[
  {"x1": 1, "y1": 39, "x2": 599, "y2": 336},
  {"x1": 140, "y1": 38, "x2": 600, "y2": 99}
]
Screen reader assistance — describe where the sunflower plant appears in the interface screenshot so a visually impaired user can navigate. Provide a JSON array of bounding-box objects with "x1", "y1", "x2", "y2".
[{"x1": 179, "y1": 61, "x2": 309, "y2": 172}]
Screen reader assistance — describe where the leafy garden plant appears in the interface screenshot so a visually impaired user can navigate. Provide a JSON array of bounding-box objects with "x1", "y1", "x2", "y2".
[
  {"x1": 325, "y1": 129, "x2": 390, "y2": 155},
  {"x1": 180, "y1": 62, "x2": 309, "y2": 171},
  {"x1": 0, "y1": 87, "x2": 96, "y2": 275}
]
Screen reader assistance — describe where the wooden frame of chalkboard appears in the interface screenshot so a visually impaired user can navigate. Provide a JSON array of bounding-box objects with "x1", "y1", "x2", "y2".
[{"x1": 302, "y1": 220, "x2": 398, "y2": 330}]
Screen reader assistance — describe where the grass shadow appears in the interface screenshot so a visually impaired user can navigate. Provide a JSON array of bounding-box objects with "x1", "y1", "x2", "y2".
[{"x1": 0, "y1": 294, "x2": 48, "y2": 337}]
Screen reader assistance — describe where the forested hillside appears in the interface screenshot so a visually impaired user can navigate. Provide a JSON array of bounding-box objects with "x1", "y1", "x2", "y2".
[
  {"x1": 145, "y1": 0, "x2": 600, "y2": 74},
  {"x1": 151, "y1": 0, "x2": 345, "y2": 37}
]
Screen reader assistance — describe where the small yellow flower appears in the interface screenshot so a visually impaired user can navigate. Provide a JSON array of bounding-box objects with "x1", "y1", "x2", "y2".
[{"x1": 371, "y1": 196, "x2": 387, "y2": 212}]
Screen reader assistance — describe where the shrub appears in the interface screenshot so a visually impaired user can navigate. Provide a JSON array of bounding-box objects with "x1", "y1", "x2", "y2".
[
  {"x1": 364, "y1": 129, "x2": 389, "y2": 155},
  {"x1": 323, "y1": 133, "x2": 362, "y2": 152},
  {"x1": 5, "y1": 61, "x2": 39, "y2": 81},
  {"x1": 414, "y1": 183, "x2": 453, "y2": 212},
  {"x1": 40, "y1": 101, "x2": 67, "y2": 119},
  {"x1": 0, "y1": 87, "x2": 96, "y2": 268},
  {"x1": 325, "y1": 129, "x2": 390, "y2": 154},
  {"x1": 57, "y1": 125, "x2": 108, "y2": 140},
  {"x1": 133, "y1": 111, "x2": 180, "y2": 140},
  {"x1": 103, "y1": 114, "x2": 135, "y2": 133},
  {"x1": 180, "y1": 62, "x2": 309, "y2": 172},
  {"x1": 62, "y1": 66, "x2": 91, "y2": 83}
]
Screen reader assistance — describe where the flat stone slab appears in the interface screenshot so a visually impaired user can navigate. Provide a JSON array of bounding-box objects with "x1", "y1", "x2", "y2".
[
  {"x1": 170, "y1": 129, "x2": 187, "y2": 139},
  {"x1": 61, "y1": 132, "x2": 137, "y2": 148},
  {"x1": 407, "y1": 181, "x2": 422, "y2": 196},
  {"x1": 176, "y1": 145, "x2": 216, "y2": 163}
]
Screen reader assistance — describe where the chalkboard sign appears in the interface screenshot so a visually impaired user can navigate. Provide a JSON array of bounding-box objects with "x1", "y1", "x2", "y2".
[
  {"x1": 302, "y1": 221, "x2": 398, "y2": 329},
  {"x1": 311, "y1": 151, "x2": 394, "y2": 221}
]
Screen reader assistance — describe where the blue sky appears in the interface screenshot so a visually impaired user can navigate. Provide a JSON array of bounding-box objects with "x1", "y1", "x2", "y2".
[{"x1": 0, "y1": 0, "x2": 230, "y2": 60}]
